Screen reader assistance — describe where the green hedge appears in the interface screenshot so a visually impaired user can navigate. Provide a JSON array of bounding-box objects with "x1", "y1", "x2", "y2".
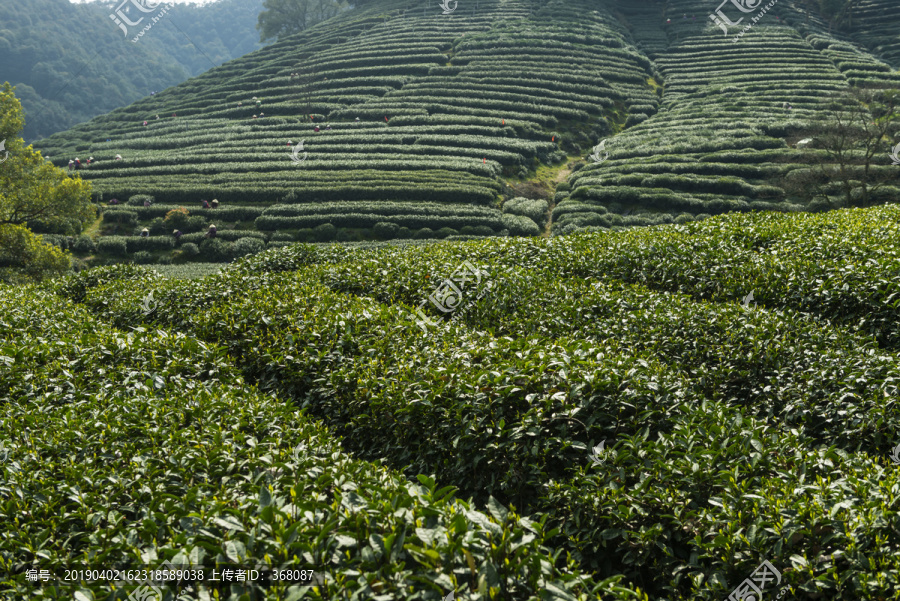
[{"x1": 3, "y1": 282, "x2": 625, "y2": 600}]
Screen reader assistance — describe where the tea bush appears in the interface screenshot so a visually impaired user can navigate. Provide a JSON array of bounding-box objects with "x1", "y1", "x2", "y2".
[{"x1": 0, "y1": 284, "x2": 631, "y2": 600}]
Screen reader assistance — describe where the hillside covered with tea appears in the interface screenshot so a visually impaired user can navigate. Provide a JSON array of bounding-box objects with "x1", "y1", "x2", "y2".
[
  {"x1": 30, "y1": 0, "x2": 900, "y2": 267},
  {"x1": 5, "y1": 206, "x2": 900, "y2": 599}
]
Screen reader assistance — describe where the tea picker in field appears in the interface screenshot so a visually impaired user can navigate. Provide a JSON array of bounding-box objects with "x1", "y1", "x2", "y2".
[
  {"x1": 68, "y1": 159, "x2": 75, "y2": 171},
  {"x1": 115, "y1": 154, "x2": 123, "y2": 160},
  {"x1": 172, "y1": 229, "x2": 182, "y2": 240},
  {"x1": 201, "y1": 199, "x2": 210, "y2": 209},
  {"x1": 211, "y1": 199, "x2": 219, "y2": 208},
  {"x1": 206, "y1": 224, "x2": 217, "y2": 238},
  {"x1": 140, "y1": 228, "x2": 150, "y2": 238}
]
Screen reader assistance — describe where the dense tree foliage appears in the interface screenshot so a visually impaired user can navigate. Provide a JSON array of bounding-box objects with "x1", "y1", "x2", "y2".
[
  {"x1": 256, "y1": 0, "x2": 348, "y2": 42},
  {"x1": 0, "y1": 84, "x2": 94, "y2": 233},
  {"x1": 0, "y1": 0, "x2": 266, "y2": 141},
  {"x1": 0, "y1": 84, "x2": 89, "y2": 281}
]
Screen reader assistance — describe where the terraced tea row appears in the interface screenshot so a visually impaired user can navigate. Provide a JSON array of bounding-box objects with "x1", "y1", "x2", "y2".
[
  {"x1": 555, "y1": 11, "x2": 852, "y2": 234},
  {"x1": 35, "y1": 0, "x2": 660, "y2": 253}
]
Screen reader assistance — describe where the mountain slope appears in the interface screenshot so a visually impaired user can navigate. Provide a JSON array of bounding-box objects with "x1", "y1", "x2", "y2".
[
  {"x1": 1, "y1": 0, "x2": 266, "y2": 141},
  {"x1": 31, "y1": 0, "x2": 900, "y2": 261}
]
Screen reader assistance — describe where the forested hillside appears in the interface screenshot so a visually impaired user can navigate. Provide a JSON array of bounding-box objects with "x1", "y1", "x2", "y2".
[{"x1": 0, "y1": 0, "x2": 266, "y2": 141}]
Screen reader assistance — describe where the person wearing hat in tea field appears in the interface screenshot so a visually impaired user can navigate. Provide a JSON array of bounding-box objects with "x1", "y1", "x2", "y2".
[{"x1": 140, "y1": 228, "x2": 150, "y2": 238}]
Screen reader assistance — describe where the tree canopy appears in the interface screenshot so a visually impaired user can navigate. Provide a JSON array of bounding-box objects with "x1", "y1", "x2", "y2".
[
  {"x1": 256, "y1": 0, "x2": 348, "y2": 42},
  {"x1": 0, "y1": 83, "x2": 94, "y2": 233},
  {"x1": 0, "y1": 82, "x2": 94, "y2": 282}
]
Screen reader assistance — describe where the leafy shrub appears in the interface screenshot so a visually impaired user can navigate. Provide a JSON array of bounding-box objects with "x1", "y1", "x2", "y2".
[
  {"x1": 373, "y1": 221, "x2": 400, "y2": 240},
  {"x1": 0, "y1": 286, "x2": 613, "y2": 600},
  {"x1": 200, "y1": 238, "x2": 232, "y2": 262},
  {"x1": 102, "y1": 210, "x2": 138, "y2": 226},
  {"x1": 336, "y1": 228, "x2": 359, "y2": 242},
  {"x1": 132, "y1": 251, "x2": 155, "y2": 264},
  {"x1": 502, "y1": 213, "x2": 541, "y2": 237},
  {"x1": 434, "y1": 227, "x2": 458, "y2": 239},
  {"x1": 414, "y1": 228, "x2": 435, "y2": 239},
  {"x1": 179, "y1": 242, "x2": 200, "y2": 257},
  {"x1": 126, "y1": 236, "x2": 176, "y2": 253},
  {"x1": 460, "y1": 225, "x2": 495, "y2": 236},
  {"x1": 126, "y1": 194, "x2": 155, "y2": 206},
  {"x1": 40, "y1": 234, "x2": 71, "y2": 251},
  {"x1": 96, "y1": 237, "x2": 128, "y2": 257},
  {"x1": 296, "y1": 229, "x2": 316, "y2": 243},
  {"x1": 164, "y1": 207, "x2": 191, "y2": 229},
  {"x1": 148, "y1": 217, "x2": 167, "y2": 236},
  {"x1": 48, "y1": 263, "x2": 158, "y2": 302},
  {"x1": 185, "y1": 215, "x2": 208, "y2": 233},
  {"x1": 314, "y1": 223, "x2": 336, "y2": 242},
  {"x1": 232, "y1": 237, "x2": 266, "y2": 258},
  {"x1": 503, "y1": 197, "x2": 549, "y2": 226},
  {"x1": 72, "y1": 235, "x2": 96, "y2": 254}
]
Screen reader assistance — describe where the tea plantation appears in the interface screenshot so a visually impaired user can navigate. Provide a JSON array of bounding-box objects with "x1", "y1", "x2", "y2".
[
  {"x1": 3, "y1": 205, "x2": 900, "y2": 599},
  {"x1": 30, "y1": 0, "x2": 900, "y2": 267}
]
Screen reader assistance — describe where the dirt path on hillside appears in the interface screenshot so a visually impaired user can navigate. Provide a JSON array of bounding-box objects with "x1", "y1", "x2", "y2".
[{"x1": 542, "y1": 164, "x2": 573, "y2": 237}]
